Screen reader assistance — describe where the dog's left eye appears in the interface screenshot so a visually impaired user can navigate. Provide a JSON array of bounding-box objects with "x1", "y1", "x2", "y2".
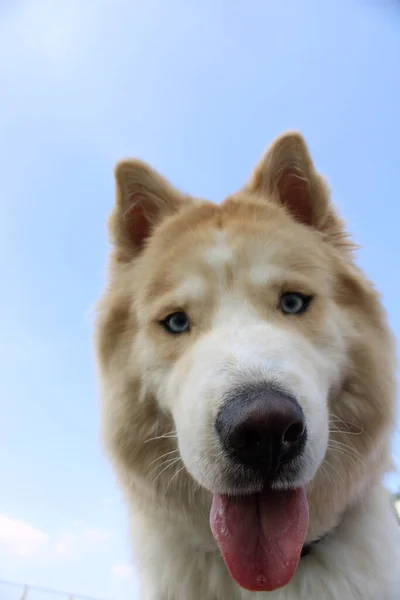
[
  {"x1": 161, "y1": 311, "x2": 190, "y2": 334},
  {"x1": 279, "y1": 292, "x2": 312, "y2": 315}
]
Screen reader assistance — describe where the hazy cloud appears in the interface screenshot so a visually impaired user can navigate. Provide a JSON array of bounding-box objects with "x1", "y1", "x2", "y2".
[{"x1": 0, "y1": 513, "x2": 109, "y2": 560}]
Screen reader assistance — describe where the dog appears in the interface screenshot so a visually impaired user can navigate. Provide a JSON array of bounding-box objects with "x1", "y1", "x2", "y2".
[{"x1": 95, "y1": 132, "x2": 400, "y2": 599}]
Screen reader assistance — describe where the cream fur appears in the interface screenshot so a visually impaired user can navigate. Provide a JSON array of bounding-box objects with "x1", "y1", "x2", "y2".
[{"x1": 95, "y1": 132, "x2": 399, "y2": 599}]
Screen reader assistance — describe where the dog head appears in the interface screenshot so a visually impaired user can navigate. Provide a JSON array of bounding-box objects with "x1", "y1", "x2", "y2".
[{"x1": 96, "y1": 132, "x2": 397, "y2": 590}]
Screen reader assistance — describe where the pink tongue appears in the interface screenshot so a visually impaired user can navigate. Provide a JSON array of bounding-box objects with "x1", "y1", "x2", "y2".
[{"x1": 210, "y1": 488, "x2": 309, "y2": 592}]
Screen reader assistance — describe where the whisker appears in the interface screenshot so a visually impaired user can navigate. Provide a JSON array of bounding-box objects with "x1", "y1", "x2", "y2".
[
  {"x1": 152, "y1": 457, "x2": 181, "y2": 485},
  {"x1": 329, "y1": 425, "x2": 363, "y2": 437},
  {"x1": 327, "y1": 442, "x2": 360, "y2": 460},
  {"x1": 329, "y1": 413, "x2": 365, "y2": 436},
  {"x1": 319, "y1": 464, "x2": 334, "y2": 486},
  {"x1": 326, "y1": 442, "x2": 363, "y2": 470},
  {"x1": 327, "y1": 438, "x2": 363, "y2": 460},
  {"x1": 144, "y1": 431, "x2": 178, "y2": 444},
  {"x1": 323, "y1": 458, "x2": 345, "y2": 486},
  {"x1": 148, "y1": 455, "x2": 180, "y2": 477},
  {"x1": 328, "y1": 437, "x2": 362, "y2": 454},
  {"x1": 165, "y1": 465, "x2": 186, "y2": 494},
  {"x1": 147, "y1": 449, "x2": 179, "y2": 469}
]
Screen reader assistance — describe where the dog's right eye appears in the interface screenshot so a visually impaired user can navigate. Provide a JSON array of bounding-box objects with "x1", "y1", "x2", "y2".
[{"x1": 161, "y1": 311, "x2": 190, "y2": 334}]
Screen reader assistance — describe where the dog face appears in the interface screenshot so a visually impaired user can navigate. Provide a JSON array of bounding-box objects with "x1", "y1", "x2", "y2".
[
  {"x1": 96, "y1": 132, "x2": 396, "y2": 542},
  {"x1": 136, "y1": 211, "x2": 349, "y2": 496}
]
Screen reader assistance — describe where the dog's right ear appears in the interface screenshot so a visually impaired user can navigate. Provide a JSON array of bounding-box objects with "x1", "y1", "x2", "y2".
[{"x1": 109, "y1": 160, "x2": 188, "y2": 261}]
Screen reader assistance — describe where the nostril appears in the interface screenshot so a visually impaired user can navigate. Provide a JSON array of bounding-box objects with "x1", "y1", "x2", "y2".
[{"x1": 282, "y1": 420, "x2": 305, "y2": 445}]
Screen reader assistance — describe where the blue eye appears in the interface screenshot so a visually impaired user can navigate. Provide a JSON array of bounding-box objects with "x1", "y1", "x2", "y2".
[
  {"x1": 162, "y1": 312, "x2": 190, "y2": 334},
  {"x1": 280, "y1": 293, "x2": 312, "y2": 315}
]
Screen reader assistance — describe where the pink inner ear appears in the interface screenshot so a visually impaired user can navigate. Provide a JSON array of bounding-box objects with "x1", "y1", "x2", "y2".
[
  {"x1": 279, "y1": 169, "x2": 313, "y2": 226},
  {"x1": 125, "y1": 203, "x2": 151, "y2": 249}
]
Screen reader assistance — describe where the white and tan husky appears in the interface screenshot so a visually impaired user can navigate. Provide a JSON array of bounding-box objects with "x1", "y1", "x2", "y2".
[{"x1": 95, "y1": 132, "x2": 399, "y2": 599}]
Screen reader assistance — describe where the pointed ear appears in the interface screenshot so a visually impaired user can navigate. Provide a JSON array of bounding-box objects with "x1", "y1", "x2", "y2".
[
  {"x1": 109, "y1": 160, "x2": 188, "y2": 261},
  {"x1": 245, "y1": 132, "x2": 331, "y2": 230}
]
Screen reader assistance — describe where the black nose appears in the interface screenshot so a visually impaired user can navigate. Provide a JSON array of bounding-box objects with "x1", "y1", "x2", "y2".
[{"x1": 216, "y1": 384, "x2": 307, "y2": 476}]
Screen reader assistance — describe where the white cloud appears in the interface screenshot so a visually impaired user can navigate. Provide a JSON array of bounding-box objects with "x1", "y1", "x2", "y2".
[
  {"x1": 111, "y1": 564, "x2": 134, "y2": 581},
  {"x1": 0, "y1": 514, "x2": 48, "y2": 557},
  {"x1": 0, "y1": 513, "x2": 109, "y2": 560},
  {"x1": 53, "y1": 523, "x2": 110, "y2": 558}
]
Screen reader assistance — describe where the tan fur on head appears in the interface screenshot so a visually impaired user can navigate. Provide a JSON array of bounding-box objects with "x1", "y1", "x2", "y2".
[{"x1": 95, "y1": 131, "x2": 398, "y2": 598}]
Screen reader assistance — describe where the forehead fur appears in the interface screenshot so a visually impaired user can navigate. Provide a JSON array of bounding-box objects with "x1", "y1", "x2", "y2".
[{"x1": 135, "y1": 196, "x2": 337, "y2": 302}]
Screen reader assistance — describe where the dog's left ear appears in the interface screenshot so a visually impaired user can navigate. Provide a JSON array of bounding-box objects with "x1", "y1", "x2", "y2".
[{"x1": 245, "y1": 132, "x2": 332, "y2": 231}]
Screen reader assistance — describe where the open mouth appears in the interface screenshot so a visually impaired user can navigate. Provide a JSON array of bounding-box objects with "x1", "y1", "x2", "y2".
[
  {"x1": 210, "y1": 485, "x2": 309, "y2": 592},
  {"x1": 210, "y1": 383, "x2": 311, "y2": 591}
]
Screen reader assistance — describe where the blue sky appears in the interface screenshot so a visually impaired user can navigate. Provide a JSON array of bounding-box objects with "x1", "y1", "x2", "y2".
[{"x1": 0, "y1": 0, "x2": 399, "y2": 598}]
